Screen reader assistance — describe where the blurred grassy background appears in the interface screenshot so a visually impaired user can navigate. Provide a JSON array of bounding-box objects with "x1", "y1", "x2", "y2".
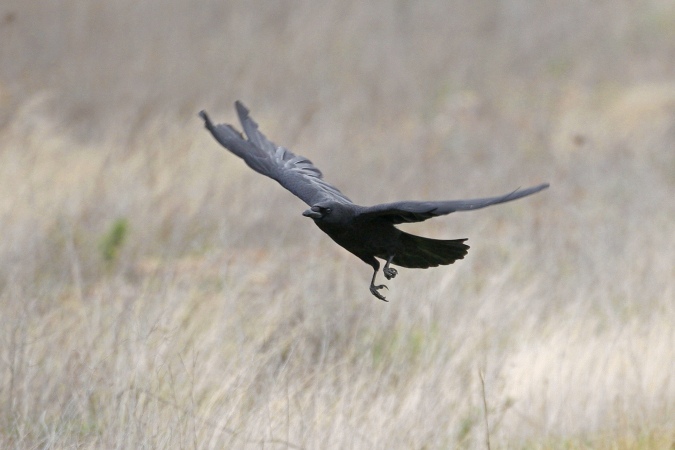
[{"x1": 0, "y1": 1, "x2": 674, "y2": 448}]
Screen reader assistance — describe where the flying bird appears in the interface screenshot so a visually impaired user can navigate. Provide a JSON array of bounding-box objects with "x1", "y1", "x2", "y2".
[{"x1": 199, "y1": 102, "x2": 548, "y2": 301}]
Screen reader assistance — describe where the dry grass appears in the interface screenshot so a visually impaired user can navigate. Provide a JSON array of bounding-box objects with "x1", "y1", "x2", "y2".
[{"x1": 1, "y1": 1, "x2": 674, "y2": 448}]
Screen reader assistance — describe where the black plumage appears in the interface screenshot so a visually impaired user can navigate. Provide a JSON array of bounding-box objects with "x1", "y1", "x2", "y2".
[{"x1": 200, "y1": 102, "x2": 548, "y2": 301}]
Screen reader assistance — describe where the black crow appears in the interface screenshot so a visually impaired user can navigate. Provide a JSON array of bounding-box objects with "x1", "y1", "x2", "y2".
[{"x1": 200, "y1": 102, "x2": 548, "y2": 301}]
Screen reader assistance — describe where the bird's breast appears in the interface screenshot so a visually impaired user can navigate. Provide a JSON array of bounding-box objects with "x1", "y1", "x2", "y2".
[{"x1": 315, "y1": 221, "x2": 402, "y2": 257}]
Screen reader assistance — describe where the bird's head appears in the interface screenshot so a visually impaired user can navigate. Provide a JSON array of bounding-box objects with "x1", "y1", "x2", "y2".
[
  {"x1": 302, "y1": 204, "x2": 332, "y2": 220},
  {"x1": 303, "y1": 202, "x2": 350, "y2": 223}
]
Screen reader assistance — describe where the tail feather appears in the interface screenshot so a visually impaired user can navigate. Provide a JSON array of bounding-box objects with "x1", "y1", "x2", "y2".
[{"x1": 393, "y1": 232, "x2": 469, "y2": 269}]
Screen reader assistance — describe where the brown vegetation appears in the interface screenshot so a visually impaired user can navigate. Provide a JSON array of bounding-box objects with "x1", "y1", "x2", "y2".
[{"x1": 1, "y1": 1, "x2": 673, "y2": 448}]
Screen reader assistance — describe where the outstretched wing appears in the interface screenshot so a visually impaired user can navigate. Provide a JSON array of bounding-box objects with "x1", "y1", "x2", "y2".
[
  {"x1": 356, "y1": 183, "x2": 549, "y2": 224},
  {"x1": 200, "y1": 101, "x2": 351, "y2": 206}
]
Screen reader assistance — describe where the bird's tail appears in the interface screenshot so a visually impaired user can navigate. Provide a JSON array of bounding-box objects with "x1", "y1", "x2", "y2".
[{"x1": 392, "y1": 232, "x2": 469, "y2": 269}]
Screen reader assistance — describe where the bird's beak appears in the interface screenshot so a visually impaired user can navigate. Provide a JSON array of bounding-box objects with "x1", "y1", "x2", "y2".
[{"x1": 303, "y1": 207, "x2": 322, "y2": 219}]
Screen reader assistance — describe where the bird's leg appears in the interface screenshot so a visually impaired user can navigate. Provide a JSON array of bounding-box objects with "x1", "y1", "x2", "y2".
[
  {"x1": 383, "y1": 255, "x2": 398, "y2": 280},
  {"x1": 366, "y1": 258, "x2": 388, "y2": 302}
]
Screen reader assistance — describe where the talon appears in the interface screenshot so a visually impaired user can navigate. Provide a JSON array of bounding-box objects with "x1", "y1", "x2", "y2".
[
  {"x1": 370, "y1": 284, "x2": 389, "y2": 301},
  {"x1": 383, "y1": 267, "x2": 398, "y2": 280}
]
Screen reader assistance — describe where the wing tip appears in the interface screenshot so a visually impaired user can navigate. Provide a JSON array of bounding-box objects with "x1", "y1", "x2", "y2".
[
  {"x1": 513, "y1": 182, "x2": 550, "y2": 197},
  {"x1": 235, "y1": 100, "x2": 249, "y2": 119},
  {"x1": 532, "y1": 182, "x2": 550, "y2": 194},
  {"x1": 198, "y1": 110, "x2": 212, "y2": 128}
]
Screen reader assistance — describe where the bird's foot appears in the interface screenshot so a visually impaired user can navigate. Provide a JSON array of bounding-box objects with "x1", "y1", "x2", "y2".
[
  {"x1": 370, "y1": 284, "x2": 389, "y2": 302},
  {"x1": 383, "y1": 267, "x2": 398, "y2": 280}
]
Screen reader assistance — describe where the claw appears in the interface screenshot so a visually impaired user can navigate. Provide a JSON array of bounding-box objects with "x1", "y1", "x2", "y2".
[
  {"x1": 382, "y1": 255, "x2": 397, "y2": 281},
  {"x1": 370, "y1": 284, "x2": 389, "y2": 302},
  {"x1": 383, "y1": 267, "x2": 398, "y2": 280}
]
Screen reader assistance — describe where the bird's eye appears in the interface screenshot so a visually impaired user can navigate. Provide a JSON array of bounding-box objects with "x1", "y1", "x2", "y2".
[{"x1": 325, "y1": 208, "x2": 332, "y2": 214}]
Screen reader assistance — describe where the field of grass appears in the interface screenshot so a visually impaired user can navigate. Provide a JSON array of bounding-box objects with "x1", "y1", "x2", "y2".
[{"x1": 1, "y1": 1, "x2": 674, "y2": 448}]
